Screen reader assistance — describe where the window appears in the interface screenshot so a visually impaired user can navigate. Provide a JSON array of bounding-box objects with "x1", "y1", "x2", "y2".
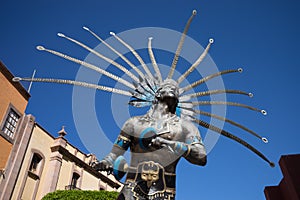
[
  {"x1": 65, "y1": 172, "x2": 81, "y2": 190},
  {"x1": 71, "y1": 173, "x2": 80, "y2": 188},
  {"x1": 1, "y1": 108, "x2": 20, "y2": 139},
  {"x1": 29, "y1": 153, "x2": 42, "y2": 173}
]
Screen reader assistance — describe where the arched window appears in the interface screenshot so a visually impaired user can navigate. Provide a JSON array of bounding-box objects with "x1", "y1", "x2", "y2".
[
  {"x1": 20, "y1": 151, "x2": 44, "y2": 200},
  {"x1": 29, "y1": 153, "x2": 42, "y2": 173},
  {"x1": 65, "y1": 172, "x2": 81, "y2": 190},
  {"x1": 71, "y1": 172, "x2": 80, "y2": 188}
]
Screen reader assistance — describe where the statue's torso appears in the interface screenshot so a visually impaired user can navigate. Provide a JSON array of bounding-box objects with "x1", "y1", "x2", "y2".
[
  {"x1": 122, "y1": 115, "x2": 184, "y2": 199},
  {"x1": 128, "y1": 115, "x2": 184, "y2": 172}
]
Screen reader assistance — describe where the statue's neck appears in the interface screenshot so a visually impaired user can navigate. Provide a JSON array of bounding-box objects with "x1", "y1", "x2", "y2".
[{"x1": 149, "y1": 102, "x2": 171, "y2": 119}]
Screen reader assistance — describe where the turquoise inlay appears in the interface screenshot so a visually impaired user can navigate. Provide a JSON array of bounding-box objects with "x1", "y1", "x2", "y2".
[
  {"x1": 175, "y1": 107, "x2": 181, "y2": 117},
  {"x1": 186, "y1": 138, "x2": 193, "y2": 144},
  {"x1": 114, "y1": 139, "x2": 124, "y2": 146},
  {"x1": 114, "y1": 137, "x2": 130, "y2": 150},
  {"x1": 113, "y1": 156, "x2": 125, "y2": 181},
  {"x1": 175, "y1": 142, "x2": 181, "y2": 151},
  {"x1": 174, "y1": 142, "x2": 187, "y2": 155},
  {"x1": 193, "y1": 136, "x2": 200, "y2": 143},
  {"x1": 181, "y1": 144, "x2": 188, "y2": 152}
]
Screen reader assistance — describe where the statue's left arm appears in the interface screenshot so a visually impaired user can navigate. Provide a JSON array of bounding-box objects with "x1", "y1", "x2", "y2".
[
  {"x1": 92, "y1": 118, "x2": 134, "y2": 172},
  {"x1": 181, "y1": 122, "x2": 207, "y2": 166}
]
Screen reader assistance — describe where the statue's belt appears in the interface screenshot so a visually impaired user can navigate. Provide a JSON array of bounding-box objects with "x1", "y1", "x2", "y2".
[
  {"x1": 126, "y1": 171, "x2": 176, "y2": 189},
  {"x1": 125, "y1": 162, "x2": 176, "y2": 198}
]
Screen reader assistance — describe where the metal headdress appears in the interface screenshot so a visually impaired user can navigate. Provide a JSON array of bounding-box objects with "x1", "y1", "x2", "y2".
[{"x1": 13, "y1": 10, "x2": 274, "y2": 167}]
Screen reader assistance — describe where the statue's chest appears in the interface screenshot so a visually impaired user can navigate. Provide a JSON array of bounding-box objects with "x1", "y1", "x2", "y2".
[{"x1": 136, "y1": 117, "x2": 182, "y2": 141}]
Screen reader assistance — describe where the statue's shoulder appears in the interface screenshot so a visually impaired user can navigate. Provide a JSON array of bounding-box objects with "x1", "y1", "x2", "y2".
[
  {"x1": 178, "y1": 117, "x2": 193, "y2": 125},
  {"x1": 180, "y1": 117, "x2": 198, "y2": 132},
  {"x1": 122, "y1": 116, "x2": 145, "y2": 132},
  {"x1": 124, "y1": 115, "x2": 147, "y2": 124}
]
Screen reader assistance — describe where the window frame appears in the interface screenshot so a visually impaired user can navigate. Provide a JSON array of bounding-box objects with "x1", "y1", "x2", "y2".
[
  {"x1": 29, "y1": 153, "x2": 43, "y2": 174},
  {"x1": 17, "y1": 150, "x2": 45, "y2": 200},
  {"x1": 71, "y1": 172, "x2": 80, "y2": 188},
  {"x1": 0, "y1": 104, "x2": 22, "y2": 143},
  {"x1": 27, "y1": 151, "x2": 45, "y2": 178},
  {"x1": 65, "y1": 172, "x2": 81, "y2": 190}
]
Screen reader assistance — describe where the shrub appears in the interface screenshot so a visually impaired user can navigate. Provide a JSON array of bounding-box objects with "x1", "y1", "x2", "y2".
[{"x1": 42, "y1": 190, "x2": 119, "y2": 200}]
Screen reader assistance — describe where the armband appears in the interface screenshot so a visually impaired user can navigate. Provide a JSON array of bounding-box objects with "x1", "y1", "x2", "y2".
[
  {"x1": 114, "y1": 135, "x2": 131, "y2": 150},
  {"x1": 173, "y1": 142, "x2": 190, "y2": 157},
  {"x1": 186, "y1": 135, "x2": 202, "y2": 145}
]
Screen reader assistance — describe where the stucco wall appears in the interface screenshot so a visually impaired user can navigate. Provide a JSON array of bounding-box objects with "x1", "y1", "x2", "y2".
[
  {"x1": 11, "y1": 124, "x2": 54, "y2": 200},
  {"x1": 0, "y1": 137, "x2": 12, "y2": 169},
  {"x1": 56, "y1": 158, "x2": 73, "y2": 190}
]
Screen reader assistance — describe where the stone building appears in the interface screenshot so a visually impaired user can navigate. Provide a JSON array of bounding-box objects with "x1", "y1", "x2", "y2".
[{"x1": 0, "y1": 61, "x2": 122, "y2": 200}]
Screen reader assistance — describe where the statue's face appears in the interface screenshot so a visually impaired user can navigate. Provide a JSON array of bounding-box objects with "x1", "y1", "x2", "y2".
[
  {"x1": 157, "y1": 84, "x2": 178, "y2": 99},
  {"x1": 155, "y1": 79, "x2": 179, "y2": 113},
  {"x1": 155, "y1": 79, "x2": 179, "y2": 101}
]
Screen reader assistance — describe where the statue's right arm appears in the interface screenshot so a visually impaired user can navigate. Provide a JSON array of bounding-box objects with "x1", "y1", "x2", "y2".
[{"x1": 92, "y1": 118, "x2": 134, "y2": 172}]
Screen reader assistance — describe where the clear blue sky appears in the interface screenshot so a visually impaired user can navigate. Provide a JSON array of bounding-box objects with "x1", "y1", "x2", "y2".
[{"x1": 1, "y1": 0, "x2": 300, "y2": 199}]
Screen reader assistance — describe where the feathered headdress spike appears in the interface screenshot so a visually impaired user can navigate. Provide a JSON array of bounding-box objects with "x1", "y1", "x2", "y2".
[
  {"x1": 82, "y1": 26, "x2": 145, "y2": 78},
  {"x1": 110, "y1": 32, "x2": 154, "y2": 79},
  {"x1": 194, "y1": 118, "x2": 274, "y2": 167},
  {"x1": 36, "y1": 45, "x2": 135, "y2": 89},
  {"x1": 168, "y1": 10, "x2": 197, "y2": 79},
  {"x1": 179, "y1": 89, "x2": 253, "y2": 102},
  {"x1": 57, "y1": 33, "x2": 139, "y2": 82},
  {"x1": 148, "y1": 37, "x2": 162, "y2": 83},
  {"x1": 177, "y1": 38, "x2": 214, "y2": 84},
  {"x1": 187, "y1": 101, "x2": 267, "y2": 115},
  {"x1": 179, "y1": 107, "x2": 268, "y2": 143},
  {"x1": 180, "y1": 68, "x2": 243, "y2": 94},
  {"x1": 13, "y1": 77, "x2": 132, "y2": 96}
]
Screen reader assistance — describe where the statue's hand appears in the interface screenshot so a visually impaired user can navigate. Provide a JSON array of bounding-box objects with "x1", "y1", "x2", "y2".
[
  {"x1": 150, "y1": 136, "x2": 174, "y2": 149},
  {"x1": 150, "y1": 137, "x2": 189, "y2": 156},
  {"x1": 91, "y1": 159, "x2": 113, "y2": 174}
]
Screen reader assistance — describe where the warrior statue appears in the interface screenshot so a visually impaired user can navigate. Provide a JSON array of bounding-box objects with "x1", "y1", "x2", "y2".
[
  {"x1": 13, "y1": 9, "x2": 274, "y2": 200},
  {"x1": 93, "y1": 79, "x2": 206, "y2": 199}
]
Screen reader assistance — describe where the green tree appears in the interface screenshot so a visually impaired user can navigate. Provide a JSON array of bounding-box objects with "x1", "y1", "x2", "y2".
[{"x1": 42, "y1": 190, "x2": 119, "y2": 200}]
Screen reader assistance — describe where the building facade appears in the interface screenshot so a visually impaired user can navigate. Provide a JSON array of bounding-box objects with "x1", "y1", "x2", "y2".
[
  {"x1": 264, "y1": 154, "x2": 300, "y2": 200},
  {"x1": 0, "y1": 62, "x2": 122, "y2": 200},
  {"x1": 0, "y1": 61, "x2": 30, "y2": 172}
]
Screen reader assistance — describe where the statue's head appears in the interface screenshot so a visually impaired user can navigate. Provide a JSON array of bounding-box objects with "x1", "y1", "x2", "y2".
[{"x1": 155, "y1": 79, "x2": 179, "y2": 113}]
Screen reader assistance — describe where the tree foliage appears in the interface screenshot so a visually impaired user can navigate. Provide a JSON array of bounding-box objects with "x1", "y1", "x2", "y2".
[{"x1": 42, "y1": 190, "x2": 119, "y2": 200}]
